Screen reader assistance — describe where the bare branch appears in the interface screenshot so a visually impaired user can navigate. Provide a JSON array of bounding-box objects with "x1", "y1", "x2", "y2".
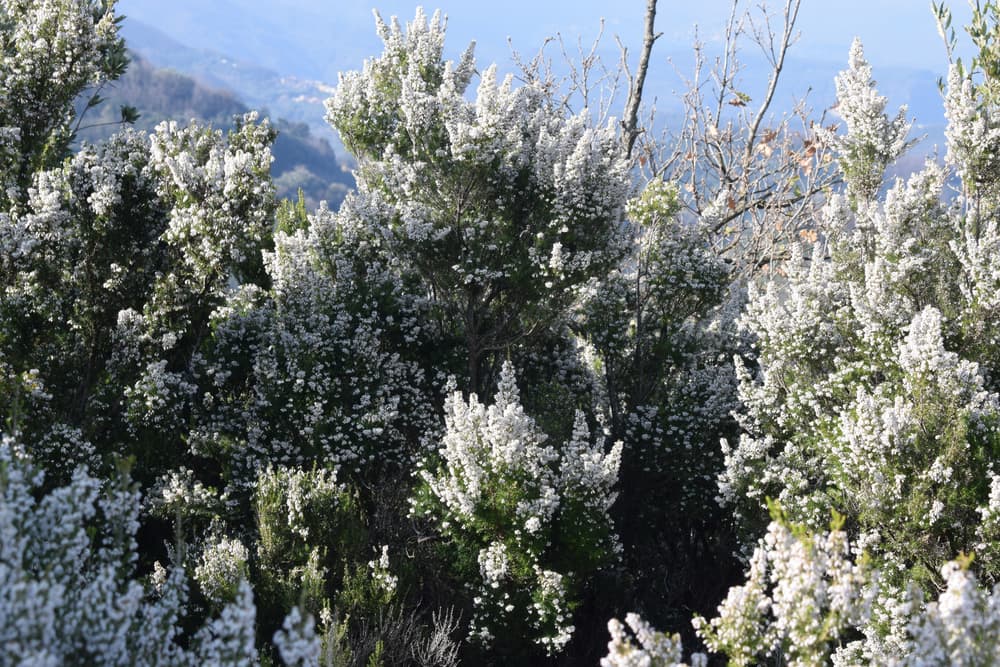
[
  {"x1": 621, "y1": 0, "x2": 662, "y2": 158},
  {"x1": 745, "y1": 0, "x2": 801, "y2": 164}
]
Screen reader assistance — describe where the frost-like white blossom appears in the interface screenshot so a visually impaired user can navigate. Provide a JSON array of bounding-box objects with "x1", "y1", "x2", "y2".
[
  {"x1": 895, "y1": 561, "x2": 1000, "y2": 666},
  {"x1": 0, "y1": 435, "x2": 262, "y2": 666},
  {"x1": 602, "y1": 613, "x2": 702, "y2": 667},
  {"x1": 0, "y1": 0, "x2": 124, "y2": 206},
  {"x1": 274, "y1": 606, "x2": 321, "y2": 667},
  {"x1": 327, "y1": 8, "x2": 630, "y2": 390},
  {"x1": 196, "y1": 204, "x2": 436, "y2": 485},
  {"x1": 820, "y1": 38, "x2": 913, "y2": 203},
  {"x1": 195, "y1": 537, "x2": 250, "y2": 605},
  {"x1": 413, "y1": 361, "x2": 621, "y2": 653},
  {"x1": 368, "y1": 544, "x2": 399, "y2": 597},
  {"x1": 693, "y1": 520, "x2": 873, "y2": 667},
  {"x1": 721, "y1": 32, "x2": 1000, "y2": 665}
]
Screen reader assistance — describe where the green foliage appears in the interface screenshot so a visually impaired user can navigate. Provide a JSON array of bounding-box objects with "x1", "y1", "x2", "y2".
[
  {"x1": 327, "y1": 8, "x2": 630, "y2": 394},
  {"x1": 413, "y1": 362, "x2": 622, "y2": 657},
  {"x1": 253, "y1": 465, "x2": 365, "y2": 629}
]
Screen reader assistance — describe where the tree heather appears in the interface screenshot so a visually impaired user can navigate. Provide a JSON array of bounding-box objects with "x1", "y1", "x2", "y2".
[{"x1": 4, "y1": 1, "x2": 1000, "y2": 666}]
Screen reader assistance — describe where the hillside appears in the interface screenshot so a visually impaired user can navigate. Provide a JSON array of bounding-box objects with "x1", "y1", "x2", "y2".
[
  {"x1": 77, "y1": 54, "x2": 353, "y2": 209},
  {"x1": 120, "y1": 18, "x2": 342, "y2": 148}
]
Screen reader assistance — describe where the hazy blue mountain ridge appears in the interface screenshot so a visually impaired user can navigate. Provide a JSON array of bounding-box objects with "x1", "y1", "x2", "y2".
[
  {"x1": 120, "y1": 8, "x2": 949, "y2": 158},
  {"x1": 77, "y1": 53, "x2": 353, "y2": 209},
  {"x1": 114, "y1": 3, "x2": 950, "y2": 212},
  {"x1": 121, "y1": 19, "x2": 342, "y2": 147}
]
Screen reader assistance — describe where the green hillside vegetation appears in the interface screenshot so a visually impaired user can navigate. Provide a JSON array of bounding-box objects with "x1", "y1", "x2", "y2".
[
  {"x1": 9, "y1": 1, "x2": 1000, "y2": 665},
  {"x1": 76, "y1": 54, "x2": 353, "y2": 208}
]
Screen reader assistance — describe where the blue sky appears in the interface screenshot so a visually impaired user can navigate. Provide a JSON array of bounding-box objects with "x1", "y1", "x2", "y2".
[
  {"x1": 118, "y1": 0, "x2": 965, "y2": 76},
  {"x1": 415, "y1": 0, "x2": 961, "y2": 72}
]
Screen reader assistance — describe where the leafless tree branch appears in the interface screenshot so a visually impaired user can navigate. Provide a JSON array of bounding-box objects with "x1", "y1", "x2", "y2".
[{"x1": 621, "y1": 0, "x2": 662, "y2": 158}]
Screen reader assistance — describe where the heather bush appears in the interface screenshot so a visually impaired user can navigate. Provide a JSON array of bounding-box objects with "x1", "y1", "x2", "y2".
[{"x1": 412, "y1": 361, "x2": 622, "y2": 656}]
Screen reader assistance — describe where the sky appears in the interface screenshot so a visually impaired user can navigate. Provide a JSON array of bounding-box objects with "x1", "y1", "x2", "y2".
[{"x1": 117, "y1": 0, "x2": 966, "y2": 78}]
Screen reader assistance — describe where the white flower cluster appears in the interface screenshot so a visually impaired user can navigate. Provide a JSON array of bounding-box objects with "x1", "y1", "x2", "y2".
[
  {"x1": 32, "y1": 422, "x2": 98, "y2": 479},
  {"x1": 478, "y1": 541, "x2": 509, "y2": 590},
  {"x1": 0, "y1": 0, "x2": 122, "y2": 202},
  {"x1": 602, "y1": 613, "x2": 701, "y2": 667},
  {"x1": 150, "y1": 114, "x2": 274, "y2": 285},
  {"x1": 944, "y1": 64, "x2": 1000, "y2": 194},
  {"x1": 123, "y1": 359, "x2": 198, "y2": 431},
  {"x1": 327, "y1": 7, "x2": 630, "y2": 371},
  {"x1": 719, "y1": 33, "x2": 1000, "y2": 663},
  {"x1": 531, "y1": 567, "x2": 574, "y2": 653},
  {"x1": 201, "y1": 208, "x2": 435, "y2": 485},
  {"x1": 0, "y1": 435, "x2": 262, "y2": 665},
  {"x1": 368, "y1": 544, "x2": 398, "y2": 598},
  {"x1": 896, "y1": 561, "x2": 1000, "y2": 666},
  {"x1": 819, "y1": 39, "x2": 913, "y2": 203},
  {"x1": 692, "y1": 520, "x2": 872, "y2": 667},
  {"x1": 414, "y1": 361, "x2": 621, "y2": 653},
  {"x1": 273, "y1": 605, "x2": 321, "y2": 667},
  {"x1": 256, "y1": 464, "x2": 342, "y2": 542},
  {"x1": 147, "y1": 466, "x2": 220, "y2": 520},
  {"x1": 607, "y1": 524, "x2": 1000, "y2": 667},
  {"x1": 195, "y1": 536, "x2": 250, "y2": 605}
]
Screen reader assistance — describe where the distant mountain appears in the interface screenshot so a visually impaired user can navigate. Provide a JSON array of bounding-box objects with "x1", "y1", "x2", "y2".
[
  {"x1": 116, "y1": 4, "x2": 949, "y2": 186},
  {"x1": 119, "y1": 0, "x2": 382, "y2": 84},
  {"x1": 121, "y1": 19, "x2": 342, "y2": 151},
  {"x1": 77, "y1": 54, "x2": 353, "y2": 209}
]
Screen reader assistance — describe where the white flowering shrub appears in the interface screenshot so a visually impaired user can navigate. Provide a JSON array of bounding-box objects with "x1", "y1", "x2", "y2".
[
  {"x1": 718, "y1": 24, "x2": 1000, "y2": 662},
  {"x1": 0, "y1": 434, "x2": 261, "y2": 665},
  {"x1": 195, "y1": 536, "x2": 250, "y2": 606},
  {"x1": 580, "y1": 181, "x2": 734, "y2": 463},
  {"x1": 602, "y1": 613, "x2": 703, "y2": 667},
  {"x1": 195, "y1": 202, "x2": 437, "y2": 485},
  {"x1": 2, "y1": 5, "x2": 462, "y2": 663},
  {"x1": 605, "y1": 520, "x2": 1000, "y2": 667},
  {"x1": 693, "y1": 517, "x2": 874, "y2": 667},
  {"x1": 15, "y1": 1, "x2": 1000, "y2": 664},
  {"x1": 0, "y1": 0, "x2": 127, "y2": 204},
  {"x1": 818, "y1": 38, "x2": 914, "y2": 205},
  {"x1": 412, "y1": 361, "x2": 621, "y2": 656},
  {"x1": 327, "y1": 8, "x2": 630, "y2": 394},
  {"x1": 726, "y1": 35, "x2": 993, "y2": 536},
  {"x1": 253, "y1": 465, "x2": 364, "y2": 630},
  {"x1": 0, "y1": 108, "x2": 277, "y2": 487},
  {"x1": 1, "y1": 128, "x2": 165, "y2": 477}
]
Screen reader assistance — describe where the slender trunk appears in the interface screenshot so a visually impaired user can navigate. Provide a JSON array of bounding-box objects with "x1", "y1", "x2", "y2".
[
  {"x1": 465, "y1": 294, "x2": 482, "y2": 396},
  {"x1": 467, "y1": 343, "x2": 480, "y2": 398}
]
